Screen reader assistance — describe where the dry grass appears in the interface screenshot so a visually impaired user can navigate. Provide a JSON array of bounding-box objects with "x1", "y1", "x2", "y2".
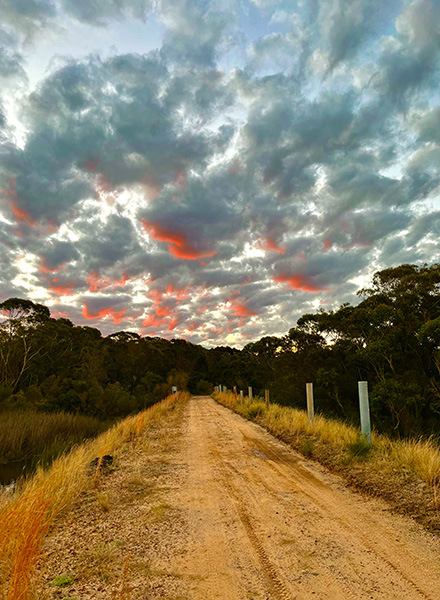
[
  {"x1": 0, "y1": 392, "x2": 189, "y2": 600},
  {"x1": 0, "y1": 411, "x2": 108, "y2": 464},
  {"x1": 214, "y1": 391, "x2": 440, "y2": 499},
  {"x1": 112, "y1": 555, "x2": 131, "y2": 600},
  {"x1": 96, "y1": 491, "x2": 110, "y2": 512}
]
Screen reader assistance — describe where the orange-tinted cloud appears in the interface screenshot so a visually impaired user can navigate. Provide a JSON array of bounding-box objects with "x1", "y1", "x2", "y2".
[
  {"x1": 256, "y1": 237, "x2": 286, "y2": 255},
  {"x1": 48, "y1": 276, "x2": 76, "y2": 296},
  {"x1": 10, "y1": 201, "x2": 36, "y2": 227},
  {"x1": 273, "y1": 273, "x2": 330, "y2": 293},
  {"x1": 168, "y1": 317, "x2": 180, "y2": 331},
  {"x1": 342, "y1": 241, "x2": 373, "y2": 250},
  {"x1": 39, "y1": 259, "x2": 57, "y2": 274},
  {"x1": 230, "y1": 298, "x2": 258, "y2": 317},
  {"x1": 142, "y1": 313, "x2": 166, "y2": 328},
  {"x1": 82, "y1": 303, "x2": 127, "y2": 325},
  {"x1": 0, "y1": 179, "x2": 35, "y2": 227},
  {"x1": 323, "y1": 239, "x2": 332, "y2": 253},
  {"x1": 140, "y1": 220, "x2": 217, "y2": 261},
  {"x1": 87, "y1": 272, "x2": 130, "y2": 292}
]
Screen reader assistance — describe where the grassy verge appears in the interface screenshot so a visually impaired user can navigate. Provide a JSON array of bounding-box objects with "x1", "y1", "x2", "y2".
[
  {"x1": 213, "y1": 392, "x2": 440, "y2": 533},
  {"x1": 0, "y1": 411, "x2": 109, "y2": 466},
  {"x1": 0, "y1": 391, "x2": 188, "y2": 600}
]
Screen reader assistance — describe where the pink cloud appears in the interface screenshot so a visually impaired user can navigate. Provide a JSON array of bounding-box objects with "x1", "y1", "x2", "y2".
[{"x1": 273, "y1": 273, "x2": 330, "y2": 293}]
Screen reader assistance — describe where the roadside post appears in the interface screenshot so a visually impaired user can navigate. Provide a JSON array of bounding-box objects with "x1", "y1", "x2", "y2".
[
  {"x1": 358, "y1": 381, "x2": 371, "y2": 443},
  {"x1": 306, "y1": 383, "x2": 314, "y2": 424},
  {"x1": 265, "y1": 389, "x2": 269, "y2": 407},
  {"x1": 248, "y1": 386, "x2": 253, "y2": 403},
  {"x1": 233, "y1": 385, "x2": 237, "y2": 395},
  {"x1": 240, "y1": 390, "x2": 243, "y2": 404},
  {"x1": 171, "y1": 386, "x2": 177, "y2": 395}
]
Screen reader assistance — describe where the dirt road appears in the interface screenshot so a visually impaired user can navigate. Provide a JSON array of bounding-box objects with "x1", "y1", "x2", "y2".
[
  {"x1": 163, "y1": 395, "x2": 438, "y2": 600},
  {"x1": 41, "y1": 394, "x2": 439, "y2": 599}
]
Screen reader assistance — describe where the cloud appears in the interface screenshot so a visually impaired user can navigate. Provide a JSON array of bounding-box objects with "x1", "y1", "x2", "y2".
[
  {"x1": 61, "y1": 0, "x2": 154, "y2": 25},
  {"x1": 317, "y1": 0, "x2": 400, "y2": 69},
  {"x1": 0, "y1": 0, "x2": 439, "y2": 346},
  {"x1": 0, "y1": 0, "x2": 56, "y2": 35},
  {"x1": 0, "y1": 27, "x2": 25, "y2": 78},
  {"x1": 273, "y1": 273, "x2": 330, "y2": 293},
  {"x1": 140, "y1": 220, "x2": 217, "y2": 261}
]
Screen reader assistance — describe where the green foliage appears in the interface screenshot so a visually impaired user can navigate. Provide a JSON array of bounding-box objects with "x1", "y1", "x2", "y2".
[
  {"x1": 0, "y1": 263, "x2": 440, "y2": 438},
  {"x1": 346, "y1": 438, "x2": 372, "y2": 459},
  {"x1": 51, "y1": 573, "x2": 75, "y2": 587},
  {"x1": 242, "y1": 402, "x2": 266, "y2": 419},
  {"x1": 298, "y1": 439, "x2": 315, "y2": 457}
]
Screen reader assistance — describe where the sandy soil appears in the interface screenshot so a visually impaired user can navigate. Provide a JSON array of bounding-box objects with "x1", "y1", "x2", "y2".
[{"x1": 40, "y1": 395, "x2": 439, "y2": 599}]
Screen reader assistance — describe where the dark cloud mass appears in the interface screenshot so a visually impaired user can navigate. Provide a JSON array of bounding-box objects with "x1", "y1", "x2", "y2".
[{"x1": 0, "y1": 0, "x2": 439, "y2": 346}]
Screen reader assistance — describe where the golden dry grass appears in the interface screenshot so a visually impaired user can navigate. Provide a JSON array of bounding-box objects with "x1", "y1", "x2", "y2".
[
  {"x1": 214, "y1": 391, "x2": 440, "y2": 490},
  {"x1": 0, "y1": 392, "x2": 188, "y2": 600}
]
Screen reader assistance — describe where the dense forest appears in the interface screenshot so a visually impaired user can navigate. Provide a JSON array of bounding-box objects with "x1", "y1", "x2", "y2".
[{"x1": 1, "y1": 263, "x2": 439, "y2": 438}]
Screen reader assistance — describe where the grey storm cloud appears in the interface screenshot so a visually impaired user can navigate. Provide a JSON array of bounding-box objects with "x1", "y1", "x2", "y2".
[
  {"x1": 0, "y1": 27, "x2": 25, "y2": 78},
  {"x1": 40, "y1": 240, "x2": 79, "y2": 269},
  {"x1": 61, "y1": 0, "x2": 154, "y2": 24},
  {"x1": 0, "y1": 0, "x2": 154, "y2": 31},
  {"x1": 415, "y1": 106, "x2": 440, "y2": 144},
  {"x1": 0, "y1": 0, "x2": 56, "y2": 34},
  {"x1": 78, "y1": 214, "x2": 142, "y2": 268},
  {"x1": 0, "y1": 52, "x2": 236, "y2": 223},
  {"x1": 317, "y1": 0, "x2": 402, "y2": 69},
  {"x1": 159, "y1": 0, "x2": 236, "y2": 68}
]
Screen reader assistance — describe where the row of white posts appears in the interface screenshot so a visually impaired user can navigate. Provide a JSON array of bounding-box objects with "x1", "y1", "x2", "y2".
[
  {"x1": 215, "y1": 384, "x2": 271, "y2": 407},
  {"x1": 303, "y1": 381, "x2": 371, "y2": 444},
  {"x1": 215, "y1": 380, "x2": 371, "y2": 443}
]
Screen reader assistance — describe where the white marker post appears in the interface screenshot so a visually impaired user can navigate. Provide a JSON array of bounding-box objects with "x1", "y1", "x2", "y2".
[
  {"x1": 306, "y1": 383, "x2": 314, "y2": 424},
  {"x1": 265, "y1": 389, "x2": 270, "y2": 407},
  {"x1": 240, "y1": 390, "x2": 243, "y2": 404},
  {"x1": 358, "y1": 381, "x2": 371, "y2": 443},
  {"x1": 171, "y1": 386, "x2": 177, "y2": 395},
  {"x1": 248, "y1": 386, "x2": 253, "y2": 403}
]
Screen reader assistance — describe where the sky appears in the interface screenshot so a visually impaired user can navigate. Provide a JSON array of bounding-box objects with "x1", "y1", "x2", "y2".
[{"x1": 0, "y1": 0, "x2": 439, "y2": 347}]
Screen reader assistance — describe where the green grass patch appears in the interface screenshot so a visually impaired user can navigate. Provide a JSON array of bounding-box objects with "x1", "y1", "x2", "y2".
[{"x1": 51, "y1": 573, "x2": 75, "y2": 587}]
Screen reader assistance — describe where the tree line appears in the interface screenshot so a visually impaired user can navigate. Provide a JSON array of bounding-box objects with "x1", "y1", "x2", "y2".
[{"x1": 1, "y1": 263, "x2": 439, "y2": 437}]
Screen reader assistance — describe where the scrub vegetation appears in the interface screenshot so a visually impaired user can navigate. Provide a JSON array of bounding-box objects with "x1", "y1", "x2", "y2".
[{"x1": 0, "y1": 410, "x2": 108, "y2": 465}]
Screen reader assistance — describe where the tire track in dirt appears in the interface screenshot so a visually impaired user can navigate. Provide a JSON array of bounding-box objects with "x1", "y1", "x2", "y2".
[
  {"x1": 166, "y1": 396, "x2": 439, "y2": 600},
  {"x1": 236, "y1": 430, "x2": 434, "y2": 600},
  {"x1": 209, "y1": 444, "x2": 293, "y2": 600}
]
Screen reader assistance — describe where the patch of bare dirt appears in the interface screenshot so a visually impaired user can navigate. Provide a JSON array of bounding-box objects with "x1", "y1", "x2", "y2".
[{"x1": 266, "y1": 428, "x2": 440, "y2": 533}]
